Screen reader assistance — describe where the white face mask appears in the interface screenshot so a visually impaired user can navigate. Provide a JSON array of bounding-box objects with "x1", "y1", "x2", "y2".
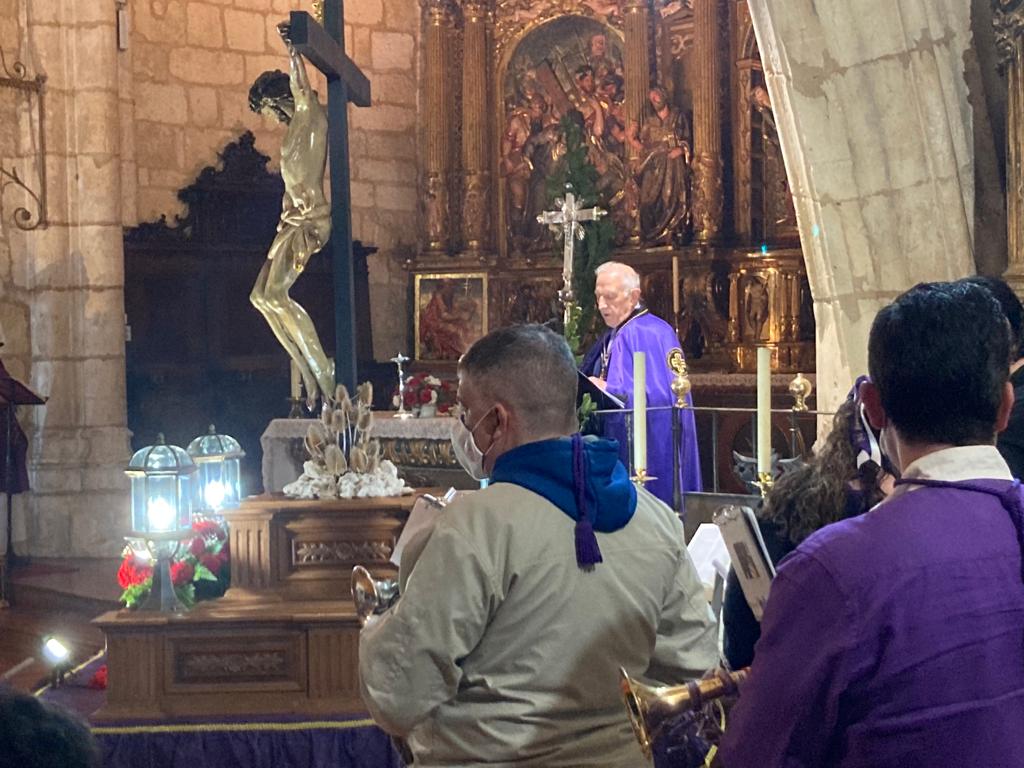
[{"x1": 450, "y1": 408, "x2": 493, "y2": 481}]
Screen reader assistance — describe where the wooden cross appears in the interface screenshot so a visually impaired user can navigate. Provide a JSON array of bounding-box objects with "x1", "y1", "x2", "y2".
[
  {"x1": 288, "y1": 4, "x2": 370, "y2": 393},
  {"x1": 537, "y1": 189, "x2": 605, "y2": 306}
]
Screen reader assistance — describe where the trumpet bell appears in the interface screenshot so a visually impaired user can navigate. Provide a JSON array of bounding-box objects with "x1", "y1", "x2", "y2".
[
  {"x1": 619, "y1": 666, "x2": 749, "y2": 760},
  {"x1": 351, "y1": 565, "x2": 400, "y2": 626}
]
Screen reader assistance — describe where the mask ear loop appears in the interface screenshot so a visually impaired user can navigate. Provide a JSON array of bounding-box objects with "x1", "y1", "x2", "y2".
[{"x1": 856, "y1": 402, "x2": 882, "y2": 470}]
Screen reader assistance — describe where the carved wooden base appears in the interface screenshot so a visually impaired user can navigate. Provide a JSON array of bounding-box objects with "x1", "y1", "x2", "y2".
[
  {"x1": 220, "y1": 493, "x2": 428, "y2": 601},
  {"x1": 93, "y1": 601, "x2": 364, "y2": 720}
]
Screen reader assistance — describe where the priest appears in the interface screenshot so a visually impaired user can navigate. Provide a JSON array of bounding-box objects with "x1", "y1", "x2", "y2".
[{"x1": 582, "y1": 261, "x2": 701, "y2": 507}]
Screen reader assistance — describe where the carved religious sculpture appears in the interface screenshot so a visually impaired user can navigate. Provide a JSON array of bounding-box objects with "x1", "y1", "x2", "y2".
[
  {"x1": 248, "y1": 25, "x2": 334, "y2": 408},
  {"x1": 630, "y1": 86, "x2": 692, "y2": 244}
]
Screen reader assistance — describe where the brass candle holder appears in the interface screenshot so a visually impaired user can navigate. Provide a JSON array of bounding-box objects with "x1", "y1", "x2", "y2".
[
  {"x1": 632, "y1": 468, "x2": 657, "y2": 486},
  {"x1": 789, "y1": 372, "x2": 812, "y2": 412},
  {"x1": 667, "y1": 348, "x2": 691, "y2": 408},
  {"x1": 756, "y1": 470, "x2": 774, "y2": 497}
]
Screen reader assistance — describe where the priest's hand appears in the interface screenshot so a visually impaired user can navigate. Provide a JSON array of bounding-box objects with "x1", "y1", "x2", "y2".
[{"x1": 588, "y1": 375, "x2": 607, "y2": 391}]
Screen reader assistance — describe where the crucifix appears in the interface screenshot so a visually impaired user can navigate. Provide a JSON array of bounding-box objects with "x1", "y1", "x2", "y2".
[
  {"x1": 537, "y1": 185, "x2": 605, "y2": 329},
  {"x1": 288, "y1": 4, "x2": 371, "y2": 394}
]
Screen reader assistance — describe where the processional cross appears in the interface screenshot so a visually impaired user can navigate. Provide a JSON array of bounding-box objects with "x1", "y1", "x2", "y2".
[
  {"x1": 538, "y1": 187, "x2": 605, "y2": 328},
  {"x1": 288, "y1": 3, "x2": 370, "y2": 393}
]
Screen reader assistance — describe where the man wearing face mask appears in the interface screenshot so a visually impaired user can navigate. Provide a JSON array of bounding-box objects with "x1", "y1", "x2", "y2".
[
  {"x1": 359, "y1": 324, "x2": 717, "y2": 767},
  {"x1": 581, "y1": 261, "x2": 701, "y2": 508}
]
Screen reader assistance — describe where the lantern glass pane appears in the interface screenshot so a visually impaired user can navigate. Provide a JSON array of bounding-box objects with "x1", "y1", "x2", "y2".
[
  {"x1": 146, "y1": 476, "x2": 179, "y2": 533},
  {"x1": 225, "y1": 458, "x2": 242, "y2": 508},
  {"x1": 131, "y1": 476, "x2": 149, "y2": 532},
  {"x1": 177, "y1": 476, "x2": 193, "y2": 530}
]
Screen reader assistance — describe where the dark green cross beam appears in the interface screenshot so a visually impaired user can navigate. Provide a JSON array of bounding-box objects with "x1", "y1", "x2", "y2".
[{"x1": 288, "y1": 5, "x2": 370, "y2": 394}]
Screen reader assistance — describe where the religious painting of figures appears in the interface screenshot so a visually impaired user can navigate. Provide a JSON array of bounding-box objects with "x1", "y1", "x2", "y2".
[
  {"x1": 414, "y1": 273, "x2": 489, "y2": 362},
  {"x1": 500, "y1": 14, "x2": 695, "y2": 257}
]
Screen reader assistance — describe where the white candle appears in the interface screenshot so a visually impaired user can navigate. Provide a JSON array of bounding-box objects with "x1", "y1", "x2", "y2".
[
  {"x1": 290, "y1": 359, "x2": 301, "y2": 400},
  {"x1": 633, "y1": 351, "x2": 647, "y2": 475},
  {"x1": 672, "y1": 255, "x2": 680, "y2": 319},
  {"x1": 756, "y1": 347, "x2": 771, "y2": 476}
]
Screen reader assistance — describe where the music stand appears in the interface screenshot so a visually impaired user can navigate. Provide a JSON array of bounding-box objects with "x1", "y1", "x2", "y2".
[{"x1": 0, "y1": 363, "x2": 46, "y2": 609}]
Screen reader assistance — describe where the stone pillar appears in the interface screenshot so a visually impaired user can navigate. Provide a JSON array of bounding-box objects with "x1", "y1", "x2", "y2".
[
  {"x1": 747, "y1": 0, "x2": 975, "y2": 411},
  {"x1": 623, "y1": 0, "x2": 651, "y2": 156},
  {"x1": 460, "y1": 0, "x2": 491, "y2": 255},
  {"x1": 10, "y1": 0, "x2": 132, "y2": 556},
  {"x1": 422, "y1": 0, "x2": 452, "y2": 254},
  {"x1": 692, "y1": 0, "x2": 724, "y2": 242},
  {"x1": 996, "y1": 2, "x2": 1024, "y2": 296}
]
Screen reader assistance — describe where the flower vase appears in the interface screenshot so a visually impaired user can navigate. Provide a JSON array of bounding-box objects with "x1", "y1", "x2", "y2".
[{"x1": 419, "y1": 403, "x2": 437, "y2": 418}]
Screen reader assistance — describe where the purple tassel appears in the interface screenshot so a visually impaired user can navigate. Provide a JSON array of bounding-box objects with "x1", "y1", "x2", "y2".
[{"x1": 572, "y1": 433, "x2": 603, "y2": 570}]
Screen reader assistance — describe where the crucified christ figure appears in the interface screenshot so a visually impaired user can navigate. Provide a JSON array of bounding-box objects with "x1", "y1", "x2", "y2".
[{"x1": 248, "y1": 23, "x2": 334, "y2": 409}]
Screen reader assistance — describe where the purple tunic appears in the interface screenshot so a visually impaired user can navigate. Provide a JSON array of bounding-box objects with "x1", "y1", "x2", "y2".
[
  {"x1": 719, "y1": 480, "x2": 1024, "y2": 767},
  {"x1": 601, "y1": 311, "x2": 701, "y2": 508}
]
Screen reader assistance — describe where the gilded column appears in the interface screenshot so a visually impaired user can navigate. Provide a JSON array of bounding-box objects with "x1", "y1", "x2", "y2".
[
  {"x1": 461, "y1": 0, "x2": 490, "y2": 254},
  {"x1": 623, "y1": 0, "x2": 651, "y2": 158},
  {"x1": 692, "y1": 0, "x2": 724, "y2": 242},
  {"x1": 997, "y1": 2, "x2": 1024, "y2": 296},
  {"x1": 422, "y1": 0, "x2": 452, "y2": 253}
]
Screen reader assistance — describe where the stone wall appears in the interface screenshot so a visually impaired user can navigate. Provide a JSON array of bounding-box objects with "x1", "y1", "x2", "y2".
[
  {"x1": 3, "y1": 0, "x2": 133, "y2": 556},
  {"x1": 748, "y1": 0, "x2": 977, "y2": 411},
  {"x1": 125, "y1": 0, "x2": 418, "y2": 358}
]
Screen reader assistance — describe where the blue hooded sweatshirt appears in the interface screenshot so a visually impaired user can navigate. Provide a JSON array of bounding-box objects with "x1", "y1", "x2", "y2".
[{"x1": 490, "y1": 434, "x2": 637, "y2": 568}]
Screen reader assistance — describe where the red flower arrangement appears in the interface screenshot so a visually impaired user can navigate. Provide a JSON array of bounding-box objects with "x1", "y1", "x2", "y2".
[
  {"x1": 117, "y1": 518, "x2": 231, "y2": 609},
  {"x1": 393, "y1": 373, "x2": 457, "y2": 414}
]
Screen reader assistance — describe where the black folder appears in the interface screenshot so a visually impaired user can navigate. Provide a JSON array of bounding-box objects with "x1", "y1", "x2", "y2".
[{"x1": 576, "y1": 371, "x2": 625, "y2": 411}]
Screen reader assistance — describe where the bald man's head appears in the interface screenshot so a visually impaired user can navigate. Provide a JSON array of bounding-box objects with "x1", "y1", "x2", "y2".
[{"x1": 595, "y1": 261, "x2": 642, "y2": 328}]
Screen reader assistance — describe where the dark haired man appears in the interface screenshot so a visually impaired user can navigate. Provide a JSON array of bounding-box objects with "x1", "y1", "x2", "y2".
[
  {"x1": 0, "y1": 688, "x2": 100, "y2": 768},
  {"x1": 359, "y1": 324, "x2": 716, "y2": 766},
  {"x1": 720, "y1": 281, "x2": 1024, "y2": 767},
  {"x1": 964, "y1": 275, "x2": 1024, "y2": 478}
]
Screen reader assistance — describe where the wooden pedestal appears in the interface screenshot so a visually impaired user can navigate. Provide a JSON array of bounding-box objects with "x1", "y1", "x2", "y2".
[{"x1": 93, "y1": 493, "x2": 426, "y2": 720}]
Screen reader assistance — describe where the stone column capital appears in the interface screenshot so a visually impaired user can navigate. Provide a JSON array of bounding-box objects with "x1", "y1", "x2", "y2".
[
  {"x1": 461, "y1": 0, "x2": 490, "y2": 22},
  {"x1": 422, "y1": 0, "x2": 453, "y2": 25}
]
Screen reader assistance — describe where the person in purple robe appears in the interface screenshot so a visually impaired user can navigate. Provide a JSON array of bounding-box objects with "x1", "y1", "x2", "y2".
[
  {"x1": 719, "y1": 281, "x2": 1024, "y2": 768},
  {"x1": 582, "y1": 262, "x2": 701, "y2": 508}
]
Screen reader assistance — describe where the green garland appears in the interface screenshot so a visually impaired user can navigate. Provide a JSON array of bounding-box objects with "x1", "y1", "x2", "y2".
[{"x1": 546, "y1": 115, "x2": 617, "y2": 357}]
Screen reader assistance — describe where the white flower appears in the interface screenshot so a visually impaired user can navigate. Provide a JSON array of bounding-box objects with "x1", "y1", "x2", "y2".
[
  {"x1": 425, "y1": 376, "x2": 441, "y2": 387},
  {"x1": 429, "y1": 389, "x2": 438, "y2": 404},
  {"x1": 392, "y1": 394, "x2": 401, "y2": 408}
]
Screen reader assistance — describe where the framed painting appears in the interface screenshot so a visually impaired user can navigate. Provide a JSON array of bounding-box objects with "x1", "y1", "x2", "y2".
[{"x1": 414, "y1": 273, "x2": 489, "y2": 362}]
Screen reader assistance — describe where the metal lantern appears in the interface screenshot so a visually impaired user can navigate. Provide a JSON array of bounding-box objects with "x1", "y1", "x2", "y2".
[
  {"x1": 187, "y1": 425, "x2": 245, "y2": 513},
  {"x1": 126, "y1": 434, "x2": 196, "y2": 537},
  {"x1": 124, "y1": 434, "x2": 197, "y2": 612}
]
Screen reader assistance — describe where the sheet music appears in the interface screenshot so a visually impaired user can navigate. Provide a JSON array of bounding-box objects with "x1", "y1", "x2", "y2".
[
  {"x1": 390, "y1": 488, "x2": 462, "y2": 568},
  {"x1": 687, "y1": 523, "x2": 732, "y2": 588}
]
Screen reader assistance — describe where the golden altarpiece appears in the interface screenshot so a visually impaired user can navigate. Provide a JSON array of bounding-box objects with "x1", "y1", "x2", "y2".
[{"x1": 408, "y1": 0, "x2": 812, "y2": 373}]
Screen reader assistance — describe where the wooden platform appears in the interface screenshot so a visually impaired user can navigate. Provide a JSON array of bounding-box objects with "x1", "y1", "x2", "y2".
[{"x1": 94, "y1": 493, "x2": 426, "y2": 721}]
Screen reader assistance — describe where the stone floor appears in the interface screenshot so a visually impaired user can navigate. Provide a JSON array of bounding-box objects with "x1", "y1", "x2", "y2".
[{"x1": 0, "y1": 558, "x2": 118, "y2": 692}]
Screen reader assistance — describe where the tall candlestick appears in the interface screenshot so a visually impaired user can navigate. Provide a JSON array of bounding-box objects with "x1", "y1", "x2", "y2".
[
  {"x1": 633, "y1": 351, "x2": 647, "y2": 476},
  {"x1": 756, "y1": 347, "x2": 772, "y2": 476},
  {"x1": 290, "y1": 359, "x2": 301, "y2": 401},
  {"x1": 672, "y1": 255, "x2": 680, "y2": 320}
]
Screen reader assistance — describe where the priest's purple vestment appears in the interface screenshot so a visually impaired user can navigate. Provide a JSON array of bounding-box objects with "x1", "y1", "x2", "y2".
[
  {"x1": 587, "y1": 309, "x2": 701, "y2": 508},
  {"x1": 719, "y1": 445, "x2": 1024, "y2": 768}
]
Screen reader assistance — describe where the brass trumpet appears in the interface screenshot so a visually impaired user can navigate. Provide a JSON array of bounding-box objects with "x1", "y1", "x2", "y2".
[
  {"x1": 351, "y1": 565, "x2": 400, "y2": 626},
  {"x1": 619, "y1": 666, "x2": 749, "y2": 759}
]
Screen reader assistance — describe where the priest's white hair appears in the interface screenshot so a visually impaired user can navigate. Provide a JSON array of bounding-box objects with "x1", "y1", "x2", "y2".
[{"x1": 595, "y1": 261, "x2": 641, "y2": 292}]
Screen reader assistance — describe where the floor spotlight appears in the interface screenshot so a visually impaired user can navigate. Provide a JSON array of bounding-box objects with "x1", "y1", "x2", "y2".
[{"x1": 40, "y1": 635, "x2": 72, "y2": 686}]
